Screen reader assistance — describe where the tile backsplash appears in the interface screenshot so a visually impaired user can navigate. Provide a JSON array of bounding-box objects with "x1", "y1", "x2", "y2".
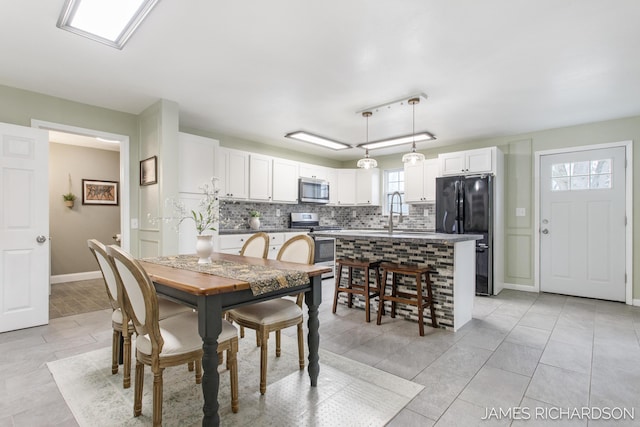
[{"x1": 219, "y1": 200, "x2": 435, "y2": 231}]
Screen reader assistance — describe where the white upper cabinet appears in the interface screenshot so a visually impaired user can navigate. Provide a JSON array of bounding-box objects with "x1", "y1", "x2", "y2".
[
  {"x1": 178, "y1": 133, "x2": 219, "y2": 193},
  {"x1": 216, "y1": 147, "x2": 249, "y2": 199},
  {"x1": 356, "y1": 168, "x2": 380, "y2": 205},
  {"x1": 299, "y1": 162, "x2": 327, "y2": 180},
  {"x1": 325, "y1": 168, "x2": 338, "y2": 205},
  {"x1": 272, "y1": 158, "x2": 299, "y2": 203},
  {"x1": 439, "y1": 147, "x2": 495, "y2": 176},
  {"x1": 249, "y1": 154, "x2": 272, "y2": 201},
  {"x1": 404, "y1": 159, "x2": 438, "y2": 203},
  {"x1": 336, "y1": 169, "x2": 356, "y2": 205}
]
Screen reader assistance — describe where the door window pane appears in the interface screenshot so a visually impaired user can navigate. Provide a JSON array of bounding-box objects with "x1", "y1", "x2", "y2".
[{"x1": 550, "y1": 159, "x2": 612, "y2": 191}]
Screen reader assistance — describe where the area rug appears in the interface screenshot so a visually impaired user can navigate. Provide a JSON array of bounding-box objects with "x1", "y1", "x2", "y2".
[{"x1": 47, "y1": 334, "x2": 423, "y2": 426}]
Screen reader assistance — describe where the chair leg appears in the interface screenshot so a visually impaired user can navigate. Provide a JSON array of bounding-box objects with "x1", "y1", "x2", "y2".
[
  {"x1": 134, "y1": 361, "x2": 144, "y2": 417},
  {"x1": 391, "y1": 273, "x2": 398, "y2": 318},
  {"x1": 123, "y1": 332, "x2": 132, "y2": 389},
  {"x1": 347, "y1": 266, "x2": 353, "y2": 308},
  {"x1": 416, "y1": 274, "x2": 425, "y2": 337},
  {"x1": 275, "y1": 330, "x2": 281, "y2": 357},
  {"x1": 152, "y1": 368, "x2": 164, "y2": 427},
  {"x1": 259, "y1": 329, "x2": 269, "y2": 395},
  {"x1": 188, "y1": 361, "x2": 194, "y2": 372},
  {"x1": 297, "y1": 322, "x2": 305, "y2": 370},
  {"x1": 364, "y1": 267, "x2": 371, "y2": 323},
  {"x1": 240, "y1": 325, "x2": 245, "y2": 338},
  {"x1": 256, "y1": 331, "x2": 261, "y2": 347},
  {"x1": 375, "y1": 266, "x2": 384, "y2": 316},
  {"x1": 195, "y1": 359, "x2": 202, "y2": 384},
  {"x1": 111, "y1": 329, "x2": 120, "y2": 375},
  {"x1": 229, "y1": 339, "x2": 239, "y2": 413},
  {"x1": 425, "y1": 272, "x2": 438, "y2": 328},
  {"x1": 377, "y1": 269, "x2": 388, "y2": 326},
  {"x1": 332, "y1": 263, "x2": 343, "y2": 314}
]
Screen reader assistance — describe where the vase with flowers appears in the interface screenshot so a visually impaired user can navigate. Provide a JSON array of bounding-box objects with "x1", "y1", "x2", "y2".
[
  {"x1": 248, "y1": 210, "x2": 261, "y2": 230},
  {"x1": 151, "y1": 177, "x2": 220, "y2": 264}
]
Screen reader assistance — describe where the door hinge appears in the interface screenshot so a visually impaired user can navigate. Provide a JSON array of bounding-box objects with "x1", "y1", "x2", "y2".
[
  {"x1": 625, "y1": 273, "x2": 627, "y2": 284},
  {"x1": 625, "y1": 216, "x2": 628, "y2": 226}
]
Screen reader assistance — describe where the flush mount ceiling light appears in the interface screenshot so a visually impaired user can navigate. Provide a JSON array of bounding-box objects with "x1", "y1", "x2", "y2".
[
  {"x1": 284, "y1": 131, "x2": 351, "y2": 150},
  {"x1": 402, "y1": 98, "x2": 427, "y2": 164},
  {"x1": 357, "y1": 112, "x2": 378, "y2": 169},
  {"x1": 57, "y1": 0, "x2": 160, "y2": 49}
]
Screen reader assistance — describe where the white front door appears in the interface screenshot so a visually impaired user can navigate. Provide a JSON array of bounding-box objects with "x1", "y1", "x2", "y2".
[
  {"x1": 0, "y1": 122, "x2": 49, "y2": 332},
  {"x1": 540, "y1": 146, "x2": 626, "y2": 301}
]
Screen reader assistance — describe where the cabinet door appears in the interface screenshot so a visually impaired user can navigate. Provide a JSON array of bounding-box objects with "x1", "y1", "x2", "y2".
[
  {"x1": 218, "y1": 148, "x2": 249, "y2": 199},
  {"x1": 326, "y1": 169, "x2": 338, "y2": 205},
  {"x1": 356, "y1": 168, "x2": 380, "y2": 205},
  {"x1": 249, "y1": 154, "x2": 272, "y2": 201},
  {"x1": 272, "y1": 158, "x2": 299, "y2": 202},
  {"x1": 422, "y1": 159, "x2": 439, "y2": 202},
  {"x1": 336, "y1": 169, "x2": 356, "y2": 205},
  {"x1": 439, "y1": 151, "x2": 467, "y2": 175},
  {"x1": 466, "y1": 148, "x2": 493, "y2": 173},
  {"x1": 178, "y1": 133, "x2": 218, "y2": 193},
  {"x1": 404, "y1": 161, "x2": 425, "y2": 203}
]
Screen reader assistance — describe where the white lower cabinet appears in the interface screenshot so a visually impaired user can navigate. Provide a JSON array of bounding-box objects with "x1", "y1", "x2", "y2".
[{"x1": 217, "y1": 231, "x2": 308, "y2": 259}]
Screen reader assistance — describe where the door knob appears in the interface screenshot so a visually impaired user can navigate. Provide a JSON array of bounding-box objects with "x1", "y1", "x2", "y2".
[
  {"x1": 36, "y1": 235, "x2": 47, "y2": 243},
  {"x1": 541, "y1": 229, "x2": 549, "y2": 234}
]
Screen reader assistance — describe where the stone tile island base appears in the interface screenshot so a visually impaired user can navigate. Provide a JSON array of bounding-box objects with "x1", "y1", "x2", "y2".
[{"x1": 319, "y1": 232, "x2": 480, "y2": 332}]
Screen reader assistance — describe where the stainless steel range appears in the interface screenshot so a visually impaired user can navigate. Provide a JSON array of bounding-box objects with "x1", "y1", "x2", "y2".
[{"x1": 290, "y1": 213, "x2": 339, "y2": 279}]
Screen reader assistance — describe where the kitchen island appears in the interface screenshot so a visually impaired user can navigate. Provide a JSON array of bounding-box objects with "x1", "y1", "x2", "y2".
[{"x1": 312, "y1": 230, "x2": 482, "y2": 331}]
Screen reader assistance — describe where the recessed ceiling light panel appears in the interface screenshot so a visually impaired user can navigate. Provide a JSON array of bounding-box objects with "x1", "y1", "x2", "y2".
[
  {"x1": 285, "y1": 131, "x2": 351, "y2": 150},
  {"x1": 57, "y1": 0, "x2": 160, "y2": 49},
  {"x1": 358, "y1": 132, "x2": 435, "y2": 150}
]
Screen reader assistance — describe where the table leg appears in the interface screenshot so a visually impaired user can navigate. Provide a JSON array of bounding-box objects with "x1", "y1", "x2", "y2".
[
  {"x1": 198, "y1": 296, "x2": 222, "y2": 427},
  {"x1": 305, "y1": 275, "x2": 322, "y2": 386}
]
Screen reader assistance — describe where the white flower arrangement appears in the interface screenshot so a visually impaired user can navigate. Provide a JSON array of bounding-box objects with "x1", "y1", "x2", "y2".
[{"x1": 149, "y1": 177, "x2": 221, "y2": 235}]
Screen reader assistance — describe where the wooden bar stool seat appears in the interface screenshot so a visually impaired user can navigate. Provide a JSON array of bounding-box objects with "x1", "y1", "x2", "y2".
[
  {"x1": 376, "y1": 262, "x2": 437, "y2": 336},
  {"x1": 333, "y1": 259, "x2": 383, "y2": 322}
]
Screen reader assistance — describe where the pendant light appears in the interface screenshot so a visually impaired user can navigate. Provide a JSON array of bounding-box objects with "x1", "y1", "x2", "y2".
[
  {"x1": 356, "y1": 111, "x2": 378, "y2": 169},
  {"x1": 402, "y1": 97, "x2": 426, "y2": 164}
]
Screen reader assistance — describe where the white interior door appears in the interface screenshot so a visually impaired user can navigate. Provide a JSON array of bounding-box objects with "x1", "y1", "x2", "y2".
[
  {"x1": 0, "y1": 122, "x2": 49, "y2": 332},
  {"x1": 540, "y1": 147, "x2": 626, "y2": 301}
]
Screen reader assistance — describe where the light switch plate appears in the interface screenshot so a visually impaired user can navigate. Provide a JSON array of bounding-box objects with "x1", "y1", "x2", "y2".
[
  {"x1": 131, "y1": 218, "x2": 139, "y2": 229},
  {"x1": 352, "y1": 210, "x2": 357, "y2": 218},
  {"x1": 275, "y1": 209, "x2": 281, "y2": 217},
  {"x1": 515, "y1": 208, "x2": 526, "y2": 217},
  {"x1": 331, "y1": 210, "x2": 335, "y2": 217},
  {"x1": 423, "y1": 209, "x2": 429, "y2": 217}
]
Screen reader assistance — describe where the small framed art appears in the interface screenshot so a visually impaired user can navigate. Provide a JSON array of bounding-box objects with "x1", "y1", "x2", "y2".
[
  {"x1": 82, "y1": 179, "x2": 119, "y2": 206},
  {"x1": 140, "y1": 155, "x2": 158, "y2": 186}
]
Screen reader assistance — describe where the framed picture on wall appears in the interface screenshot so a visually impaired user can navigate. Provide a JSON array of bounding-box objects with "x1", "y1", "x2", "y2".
[
  {"x1": 140, "y1": 155, "x2": 157, "y2": 186},
  {"x1": 82, "y1": 179, "x2": 119, "y2": 206}
]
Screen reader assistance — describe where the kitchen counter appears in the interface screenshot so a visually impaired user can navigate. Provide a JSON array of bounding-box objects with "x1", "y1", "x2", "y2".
[
  {"x1": 321, "y1": 230, "x2": 478, "y2": 331},
  {"x1": 219, "y1": 228, "x2": 310, "y2": 235},
  {"x1": 311, "y1": 229, "x2": 482, "y2": 243}
]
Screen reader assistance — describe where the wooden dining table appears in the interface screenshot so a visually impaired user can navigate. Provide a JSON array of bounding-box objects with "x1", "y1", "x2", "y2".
[{"x1": 138, "y1": 252, "x2": 331, "y2": 427}]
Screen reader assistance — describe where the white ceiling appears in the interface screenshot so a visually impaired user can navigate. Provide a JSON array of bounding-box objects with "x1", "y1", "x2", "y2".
[{"x1": 2, "y1": 1, "x2": 640, "y2": 161}]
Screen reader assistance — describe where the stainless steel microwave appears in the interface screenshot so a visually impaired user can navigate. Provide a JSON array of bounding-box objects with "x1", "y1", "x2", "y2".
[{"x1": 298, "y1": 177, "x2": 329, "y2": 203}]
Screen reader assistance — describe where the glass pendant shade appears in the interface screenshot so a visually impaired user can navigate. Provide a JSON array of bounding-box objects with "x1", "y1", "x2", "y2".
[
  {"x1": 402, "y1": 97, "x2": 425, "y2": 164},
  {"x1": 357, "y1": 111, "x2": 377, "y2": 169}
]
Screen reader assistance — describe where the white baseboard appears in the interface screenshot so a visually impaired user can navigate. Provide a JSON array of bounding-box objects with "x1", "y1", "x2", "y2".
[
  {"x1": 50, "y1": 271, "x2": 102, "y2": 284},
  {"x1": 633, "y1": 299, "x2": 640, "y2": 307},
  {"x1": 498, "y1": 282, "x2": 539, "y2": 294}
]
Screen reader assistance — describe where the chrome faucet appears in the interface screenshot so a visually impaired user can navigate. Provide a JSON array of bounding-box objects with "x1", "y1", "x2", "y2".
[{"x1": 388, "y1": 191, "x2": 404, "y2": 233}]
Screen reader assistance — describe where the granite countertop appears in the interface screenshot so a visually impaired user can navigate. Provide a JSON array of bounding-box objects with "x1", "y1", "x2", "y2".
[
  {"x1": 311, "y1": 229, "x2": 483, "y2": 244},
  {"x1": 219, "y1": 228, "x2": 310, "y2": 235}
]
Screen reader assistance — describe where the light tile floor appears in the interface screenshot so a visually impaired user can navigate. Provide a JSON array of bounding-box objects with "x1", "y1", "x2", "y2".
[{"x1": 1, "y1": 280, "x2": 640, "y2": 426}]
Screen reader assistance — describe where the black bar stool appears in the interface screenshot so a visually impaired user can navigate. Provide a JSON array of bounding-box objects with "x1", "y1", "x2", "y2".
[
  {"x1": 333, "y1": 259, "x2": 383, "y2": 322},
  {"x1": 376, "y1": 262, "x2": 437, "y2": 336}
]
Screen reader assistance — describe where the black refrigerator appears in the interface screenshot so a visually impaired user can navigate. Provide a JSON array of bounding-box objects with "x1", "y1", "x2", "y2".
[{"x1": 435, "y1": 175, "x2": 493, "y2": 296}]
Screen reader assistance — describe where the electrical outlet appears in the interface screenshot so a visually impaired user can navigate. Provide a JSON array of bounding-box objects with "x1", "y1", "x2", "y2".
[
  {"x1": 276, "y1": 209, "x2": 281, "y2": 217},
  {"x1": 423, "y1": 209, "x2": 429, "y2": 217},
  {"x1": 515, "y1": 208, "x2": 526, "y2": 217},
  {"x1": 131, "y1": 218, "x2": 139, "y2": 229},
  {"x1": 331, "y1": 210, "x2": 335, "y2": 218},
  {"x1": 352, "y1": 210, "x2": 357, "y2": 218}
]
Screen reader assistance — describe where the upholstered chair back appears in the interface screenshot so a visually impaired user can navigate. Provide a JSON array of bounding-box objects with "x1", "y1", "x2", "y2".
[
  {"x1": 240, "y1": 232, "x2": 269, "y2": 258},
  {"x1": 277, "y1": 235, "x2": 315, "y2": 265},
  {"x1": 87, "y1": 239, "x2": 120, "y2": 311}
]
